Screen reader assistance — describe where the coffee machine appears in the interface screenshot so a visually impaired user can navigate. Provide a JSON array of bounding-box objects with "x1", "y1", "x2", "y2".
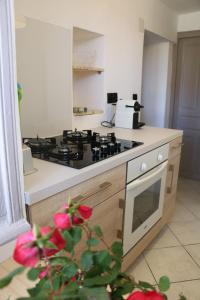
[{"x1": 115, "y1": 94, "x2": 145, "y2": 129}]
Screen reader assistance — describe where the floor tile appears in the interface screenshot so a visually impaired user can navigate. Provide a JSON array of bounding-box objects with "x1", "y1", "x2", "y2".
[
  {"x1": 185, "y1": 244, "x2": 200, "y2": 267},
  {"x1": 170, "y1": 202, "x2": 196, "y2": 222},
  {"x1": 169, "y1": 220, "x2": 200, "y2": 245},
  {"x1": 166, "y1": 280, "x2": 200, "y2": 300},
  {"x1": 147, "y1": 226, "x2": 180, "y2": 249},
  {"x1": 127, "y1": 255, "x2": 156, "y2": 285},
  {"x1": 144, "y1": 246, "x2": 200, "y2": 282}
]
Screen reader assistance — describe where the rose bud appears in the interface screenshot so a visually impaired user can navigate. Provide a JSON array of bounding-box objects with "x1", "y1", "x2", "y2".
[
  {"x1": 72, "y1": 215, "x2": 84, "y2": 225},
  {"x1": 77, "y1": 205, "x2": 92, "y2": 219}
]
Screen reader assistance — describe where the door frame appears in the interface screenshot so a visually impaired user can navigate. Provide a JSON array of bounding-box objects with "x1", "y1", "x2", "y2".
[
  {"x1": 0, "y1": 0, "x2": 30, "y2": 261},
  {"x1": 169, "y1": 30, "x2": 200, "y2": 128}
]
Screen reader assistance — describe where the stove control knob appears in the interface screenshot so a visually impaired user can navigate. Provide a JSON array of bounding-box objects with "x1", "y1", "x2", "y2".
[
  {"x1": 101, "y1": 145, "x2": 108, "y2": 153},
  {"x1": 115, "y1": 141, "x2": 121, "y2": 152},
  {"x1": 157, "y1": 153, "x2": 164, "y2": 162},
  {"x1": 141, "y1": 162, "x2": 147, "y2": 172},
  {"x1": 92, "y1": 147, "x2": 100, "y2": 156},
  {"x1": 108, "y1": 142, "x2": 115, "y2": 154}
]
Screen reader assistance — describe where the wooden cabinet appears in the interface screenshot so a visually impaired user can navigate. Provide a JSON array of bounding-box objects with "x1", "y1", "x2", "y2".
[
  {"x1": 26, "y1": 163, "x2": 126, "y2": 227},
  {"x1": 75, "y1": 190, "x2": 125, "y2": 256}
]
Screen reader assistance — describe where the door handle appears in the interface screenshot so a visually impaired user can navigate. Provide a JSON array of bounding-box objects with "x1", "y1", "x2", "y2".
[
  {"x1": 72, "y1": 181, "x2": 112, "y2": 202},
  {"x1": 166, "y1": 164, "x2": 175, "y2": 194}
]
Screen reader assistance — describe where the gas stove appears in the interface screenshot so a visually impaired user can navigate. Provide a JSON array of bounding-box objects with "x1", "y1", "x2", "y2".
[{"x1": 23, "y1": 129, "x2": 143, "y2": 169}]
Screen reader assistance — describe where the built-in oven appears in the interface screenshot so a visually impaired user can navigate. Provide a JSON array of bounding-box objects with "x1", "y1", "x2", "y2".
[{"x1": 123, "y1": 144, "x2": 169, "y2": 255}]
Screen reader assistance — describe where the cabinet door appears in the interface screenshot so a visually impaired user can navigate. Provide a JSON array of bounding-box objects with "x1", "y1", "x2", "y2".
[
  {"x1": 75, "y1": 189, "x2": 125, "y2": 256},
  {"x1": 163, "y1": 154, "x2": 181, "y2": 222}
]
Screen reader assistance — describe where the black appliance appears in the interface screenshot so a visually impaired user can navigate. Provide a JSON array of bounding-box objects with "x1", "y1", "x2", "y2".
[
  {"x1": 126, "y1": 94, "x2": 145, "y2": 129},
  {"x1": 23, "y1": 129, "x2": 143, "y2": 169}
]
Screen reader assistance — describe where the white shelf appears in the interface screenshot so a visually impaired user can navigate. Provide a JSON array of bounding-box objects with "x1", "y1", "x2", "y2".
[
  {"x1": 73, "y1": 109, "x2": 104, "y2": 116},
  {"x1": 73, "y1": 66, "x2": 104, "y2": 73}
]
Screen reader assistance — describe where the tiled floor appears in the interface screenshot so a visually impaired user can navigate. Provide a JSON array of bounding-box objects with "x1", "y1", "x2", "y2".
[
  {"x1": 0, "y1": 177, "x2": 200, "y2": 299},
  {"x1": 128, "y1": 177, "x2": 200, "y2": 299}
]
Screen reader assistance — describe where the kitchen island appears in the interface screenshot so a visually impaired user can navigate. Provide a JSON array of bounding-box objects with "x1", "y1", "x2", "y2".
[{"x1": 24, "y1": 126, "x2": 183, "y2": 270}]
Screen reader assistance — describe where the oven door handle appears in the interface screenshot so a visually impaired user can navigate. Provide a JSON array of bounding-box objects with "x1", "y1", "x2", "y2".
[{"x1": 127, "y1": 161, "x2": 168, "y2": 191}]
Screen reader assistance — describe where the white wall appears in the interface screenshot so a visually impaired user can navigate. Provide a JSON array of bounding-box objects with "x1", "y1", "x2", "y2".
[
  {"x1": 178, "y1": 11, "x2": 200, "y2": 32},
  {"x1": 14, "y1": 0, "x2": 177, "y2": 130},
  {"x1": 141, "y1": 35, "x2": 172, "y2": 128}
]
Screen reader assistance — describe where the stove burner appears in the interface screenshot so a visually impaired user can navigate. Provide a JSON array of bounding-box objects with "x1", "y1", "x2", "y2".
[
  {"x1": 24, "y1": 129, "x2": 143, "y2": 169},
  {"x1": 58, "y1": 146, "x2": 70, "y2": 154},
  {"x1": 24, "y1": 137, "x2": 56, "y2": 154},
  {"x1": 63, "y1": 129, "x2": 91, "y2": 142}
]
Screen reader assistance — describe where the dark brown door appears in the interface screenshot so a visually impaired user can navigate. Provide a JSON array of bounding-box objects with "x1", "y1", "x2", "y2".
[{"x1": 173, "y1": 36, "x2": 200, "y2": 180}]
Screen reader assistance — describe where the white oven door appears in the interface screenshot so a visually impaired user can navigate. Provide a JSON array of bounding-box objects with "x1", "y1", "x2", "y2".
[{"x1": 123, "y1": 161, "x2": 168, "y2": 255}]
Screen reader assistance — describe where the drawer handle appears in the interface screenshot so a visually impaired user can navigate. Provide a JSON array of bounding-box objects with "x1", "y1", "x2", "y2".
[
  {"x1": 119, "y1": 198, "x2": 125, "y2": 209},
  {"x1": 99, "y1": 181, "x2": 112, "y2": 189},
  {"x1": 167, "y1": 165, "x2": 175, "y2": 194},
  {"x1": 172, "y1": 142, "x2": 184, "y2": 150},
  {"x1": 73, "y1": 181, "x2": 112, "y2": 202}
]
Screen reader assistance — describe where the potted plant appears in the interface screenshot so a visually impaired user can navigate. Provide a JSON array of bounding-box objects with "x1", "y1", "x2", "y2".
[{"x1": 0, "y1": 198, "x2": 186, "y2": 300}]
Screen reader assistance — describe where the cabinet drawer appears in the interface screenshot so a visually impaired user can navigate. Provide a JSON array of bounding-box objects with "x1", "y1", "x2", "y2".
[
  {"x1": 27, "y1": 164, "x2": 126, "y2": 226},
  {"x1": 169, "y1": 136, "x2": 183, "y2": 159}
]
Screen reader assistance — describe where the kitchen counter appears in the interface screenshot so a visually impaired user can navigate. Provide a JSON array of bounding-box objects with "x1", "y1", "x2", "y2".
[{"x1": 24, "y1": 126, "x2": 183, "y2": 205}]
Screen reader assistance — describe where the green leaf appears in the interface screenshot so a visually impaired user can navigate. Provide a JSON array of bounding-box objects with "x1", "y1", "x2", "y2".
[
  {"x1": 52, "y1": 275, "x2": 61, "y2": 291},
  {"x1": 61, "y1": 281, "x2": 79, "y2": 293},
  {"x1": 138, "y1": 280, "x2": 156, "y2": 290},
  {"x1": 63, "y1": 230, "x2": 73, "y2": 253},
  {"x1": 27, "y1": 268, "x2": 40, "y2": 281},
  {"x1": 112, "y1": 281, "x2": 135, "y2": 298},
  {"x1": 49, "y1": 256, "x2": 70, "y2": 266},
  {"x1": 62, "y1": 263, "x2": 78, "y2": 280},
  {"x1": 92, "y1": 225, "x2": 103, "y2": 237},
  {"x1": 33, "y1": 224, "x2": 41, "y2": 239},
  {"x1": 0, "y1": 267, "x2": 25, "y2": 289},
  {"x1": 70, "y1": 227, "x2": 82, "y2": 245},
  {"x1": 158, "y1": 276, "x2": 170, "y2": 292},
  {"x1": 84, "y1": 262, "x2": 121, "y2": 287},
  {"x1": 80, "y1": 250, "x2": 93, "y2": 271},
  {"x1": 79, "y1": 287, "x2": 110, "y2": 300},
  {"x1": 94, "y1": 250, "x2": 112, "y2": 268},
  {"x1": 86, "y1": 237, "x2": 99, "y2": 247},
  {"x1": 111, "y1": 241, "x2": 123, "y2": 258},
  {"x1": 44, "y1": 241, "x2": 58, "y2": 249}
]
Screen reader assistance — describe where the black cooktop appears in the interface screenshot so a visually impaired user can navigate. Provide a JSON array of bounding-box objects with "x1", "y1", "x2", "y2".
[{"x1": 23, "y1": 129, "x2": 143, "y2": 169}]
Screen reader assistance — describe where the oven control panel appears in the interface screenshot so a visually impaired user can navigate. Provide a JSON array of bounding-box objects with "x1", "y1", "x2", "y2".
[{"x1": 127, "y1": 144, "x2": 169, "y2": 183}]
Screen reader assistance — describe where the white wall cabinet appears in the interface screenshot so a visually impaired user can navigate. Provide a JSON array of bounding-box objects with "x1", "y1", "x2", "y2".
[
  {"x1": 16, "y1": 20, "x2": 106, "y2": 136},
  {"x1": 16, "y1": 18, "x2": 73, "y2": 137}
]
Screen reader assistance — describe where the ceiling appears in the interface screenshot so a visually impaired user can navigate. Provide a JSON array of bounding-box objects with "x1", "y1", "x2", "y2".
[{"x1": 160, "y1": 0, "x2": 200, "y2": 14}]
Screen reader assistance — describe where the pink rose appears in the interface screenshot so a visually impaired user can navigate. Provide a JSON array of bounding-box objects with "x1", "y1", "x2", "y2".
[
  {"x1": 13, "y1": 227, "x2": 65, "y2": 267},
  {"x1": 127, "y1": 291, "x2": 164, "y2": 300},
  {"x1": 78, "y1": 205, "x2": 92, "y2": 219},
  {"x1": 54, "y1": 213, "x2": 71, "y2": 230}
]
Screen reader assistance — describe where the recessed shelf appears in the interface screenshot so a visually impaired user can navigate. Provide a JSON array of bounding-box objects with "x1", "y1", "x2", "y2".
[
  {"x1": 73, "y1": 66, "x2": 104, "y2": 73},
  {"x1": 73, "y1": 109, "x2": 104, "y2": 116}
]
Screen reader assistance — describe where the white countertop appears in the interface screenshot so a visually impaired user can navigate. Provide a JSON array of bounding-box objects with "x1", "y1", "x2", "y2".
[{"x1": 24, "y1": 126, "x2": 183, "y2": 205}]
